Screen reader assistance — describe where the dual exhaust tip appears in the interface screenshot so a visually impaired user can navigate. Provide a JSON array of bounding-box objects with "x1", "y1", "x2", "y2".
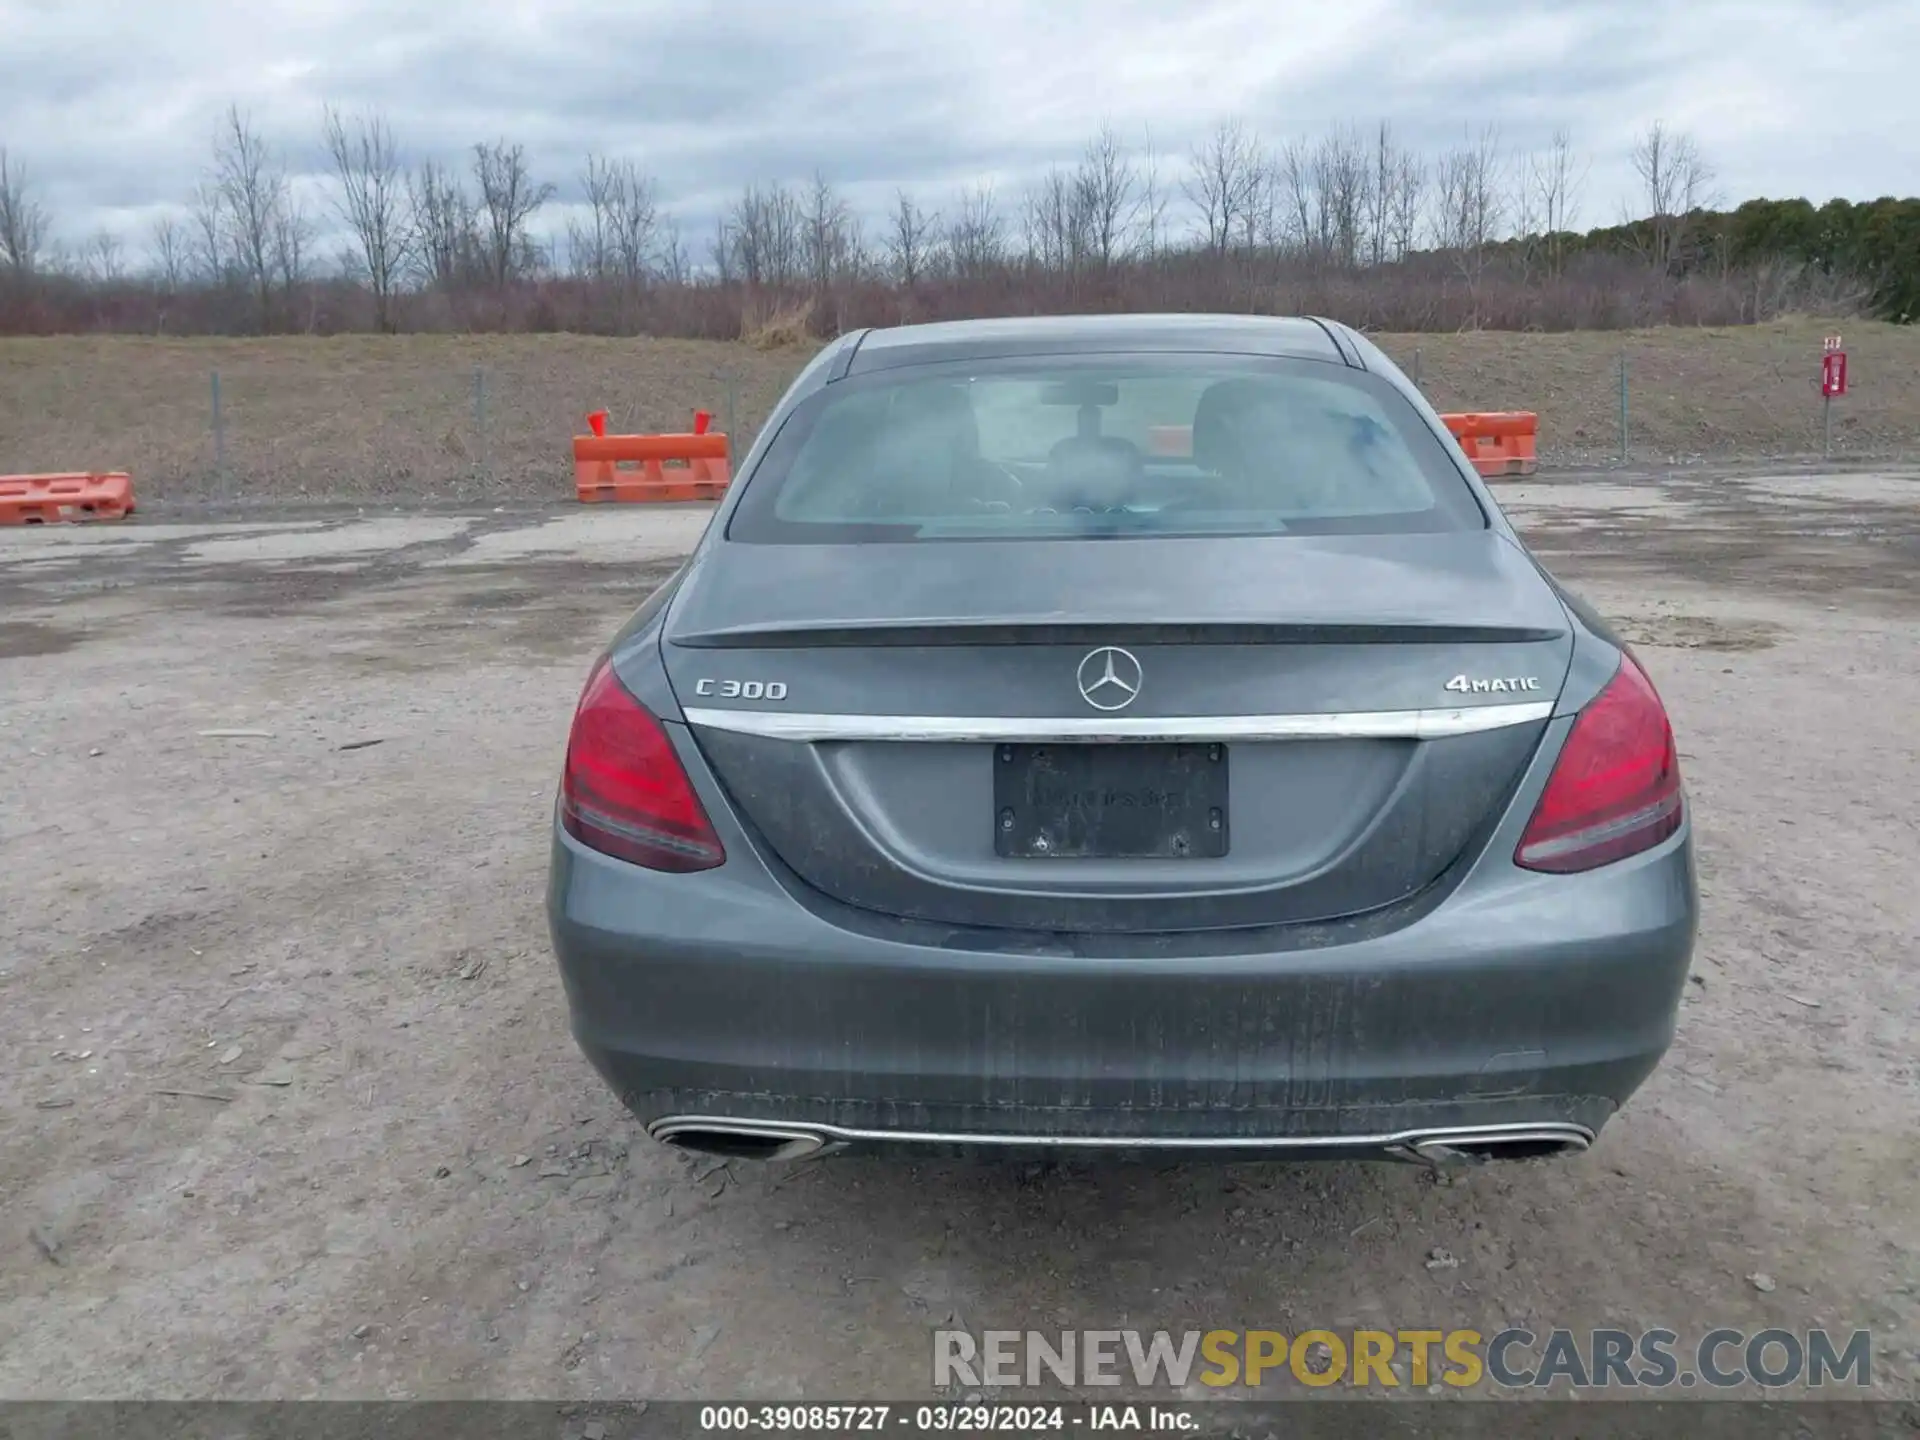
[
  {"x1": 653, "y1": 1120, "x2": 832, "y2": 1163},
  {"x1": 648, "y1": 1118, "x2": 1591, "y2": 1165}
]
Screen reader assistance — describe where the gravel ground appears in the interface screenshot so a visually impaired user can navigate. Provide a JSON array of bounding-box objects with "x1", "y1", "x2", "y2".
[{"x1": 1, "y1": 470, "x2": 1917, "y2": 1404}]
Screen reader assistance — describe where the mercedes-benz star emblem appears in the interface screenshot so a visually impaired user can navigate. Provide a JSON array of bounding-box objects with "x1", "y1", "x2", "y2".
[{"x1": 1076, "y1": 646, "x2": 1143, "y2": 712}]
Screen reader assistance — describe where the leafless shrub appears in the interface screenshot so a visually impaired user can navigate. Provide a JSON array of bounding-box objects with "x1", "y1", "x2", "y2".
[{"x1": 741, "y1": 295, "x2": 815, "y2": 349}]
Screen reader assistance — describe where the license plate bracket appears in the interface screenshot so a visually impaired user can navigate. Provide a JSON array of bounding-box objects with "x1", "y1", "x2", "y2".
[{"x1": 993, "y1": 743, "x2": 1228, "y2": 859}]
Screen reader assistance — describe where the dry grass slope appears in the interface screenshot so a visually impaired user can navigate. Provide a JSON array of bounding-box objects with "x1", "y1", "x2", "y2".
[{"x1": 2, "y1": 319, "x2": 1916, "y2": 504}]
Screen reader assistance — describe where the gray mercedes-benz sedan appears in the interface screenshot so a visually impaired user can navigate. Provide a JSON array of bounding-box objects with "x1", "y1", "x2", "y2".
[{"x1": 547, "y1": 314, "x2": 1697, "y2": 1166}]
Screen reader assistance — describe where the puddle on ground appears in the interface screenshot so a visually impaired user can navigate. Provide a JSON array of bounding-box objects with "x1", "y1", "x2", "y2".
[{"x1": 0, "y1": 621, "x2": 84, "y2": 659}]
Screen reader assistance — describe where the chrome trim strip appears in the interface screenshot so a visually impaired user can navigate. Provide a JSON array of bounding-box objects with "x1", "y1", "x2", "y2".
[
  {"x1": 646, "y1": 1115, "x2": 1593, "y2": 1154},
  {"x1": 681, "y1": 701, "x2": 1554, "y2": 744}
]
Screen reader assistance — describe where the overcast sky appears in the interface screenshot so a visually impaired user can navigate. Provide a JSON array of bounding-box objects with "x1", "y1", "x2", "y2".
[{"x1": 3, "y1": 0, "x2": 1915, "y2": 264}]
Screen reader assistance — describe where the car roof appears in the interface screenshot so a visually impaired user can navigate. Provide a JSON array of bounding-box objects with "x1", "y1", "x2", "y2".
[{"x1": 842, "y1": 313, "x2": 1355, "y2": 375}]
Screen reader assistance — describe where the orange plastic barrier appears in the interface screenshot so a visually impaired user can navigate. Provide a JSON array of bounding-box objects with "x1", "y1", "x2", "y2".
[
  {"x1": 1439, "y1": 412, "x2": 1539, "y2": 478},
  {"x1": 1147, "y1": 425, "x2": 1193, "y2": 458},
  {"x1": 0, "y1": 471, "x2": 136, "y2": 524},
  {"x1": 573, "y1": 431, "x2": 731, "y2": 503}
]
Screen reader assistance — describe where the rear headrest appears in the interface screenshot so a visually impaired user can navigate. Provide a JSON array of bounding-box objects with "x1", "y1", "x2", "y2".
[
  {"x1": 1190, "y1": 379, "x2": 1271, "y2": 476},
  {"x1": 887, "y1": 382, "x2": 980, "y2": 456},
  {"x1": 1046, "y1": 434, "x2": 1143, "y2": 498}
]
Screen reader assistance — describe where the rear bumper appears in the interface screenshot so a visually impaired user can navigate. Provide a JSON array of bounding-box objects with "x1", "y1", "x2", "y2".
[{"x1": 547, "y1": 820, "x2": 1698, "y2": 1154}]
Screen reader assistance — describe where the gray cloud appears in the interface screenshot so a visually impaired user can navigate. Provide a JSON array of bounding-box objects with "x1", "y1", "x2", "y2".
[{"x1": 3, "y1": 0, "x2": 1916, "y2": 260}]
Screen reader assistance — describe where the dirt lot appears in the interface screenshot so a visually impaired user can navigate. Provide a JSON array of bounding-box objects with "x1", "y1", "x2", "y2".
[
  {"x1": 3, "y1": 319, "x2": 1918, "y2": 505},
  {"x1": 2, "y1": 470, "x2": 1918, "y2": 1404}
]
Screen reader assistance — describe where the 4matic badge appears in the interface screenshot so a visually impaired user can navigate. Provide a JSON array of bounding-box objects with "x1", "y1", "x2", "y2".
[{"x1": 1446, "y1": 674, "x2": 1542, "y2": 695}]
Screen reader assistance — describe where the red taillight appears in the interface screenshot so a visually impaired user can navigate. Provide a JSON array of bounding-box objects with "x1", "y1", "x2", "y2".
[
  {"x1": 1515, "y1": 653, "x2": 1683, "y2": 874},
  {"x1": 560, "y1": 658, "x2": 725, "y2": 872}
]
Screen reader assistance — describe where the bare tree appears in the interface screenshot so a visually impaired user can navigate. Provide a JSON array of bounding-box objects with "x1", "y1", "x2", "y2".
[
  {"x1": 1313, "y1": 126, "x2": 1370, "y2": 267},
  {"x1": 844, "y1": 217, "x2": 876, "y2": 283},
  {"x1": 728, "y1": 193, "x2": 762, "y2": 285},
  {"x1": 0, "y1": 146, "x2": 50, "y2": 275},
  {"x1": 708, "y1": 214, "x2": 735, "y2": 284},
  {"x1": 1387, "y1": 148, "x2": 1426, "y2": 263},
  {"x1": 801, "y1": 171, "x2": 852, "y2": 293},
  {"x1": 188, "y1": 180, "x2": 227, "y2": 284},
  {"x1": 514, "y1": 228, "x2": 550, "y2": 281},
  {"x1": 1241, "y1": 140, "x2": 1275, "y2": 254},
  {"x1": 1184, "y1": 119, "x2": 1260, "y2": 259},
  {"x1": 471, "y1": 139, "x2": 554, "y2": 289},
  {"x1": 148, "y1": 214, "x2": 186, "y2": 291},
  {"x1": 1023, "y1": 167, "x2": 1079, "y2": 273},
  {"x1": 1510, "y1": 149, "x2": 1542, "y2": 279},
  {"x1": 324, "y1": 105, "x2": 413, "y2": 331},
  {"x1": 570, "y1": 154, "x2": 618, "y2": 279},
  {"x1": 1507, "y1": 128, "x2": 1584, "y2": 280},
  {"x1": 272, "y1": 185, "x2": 316, "y2": 322},
  {"x1": 946, "y1": 182, "x2": 1005, "y2": 280},
  {"x1": 657, "y1": 215, "x2": 690, "y2": 286},
  {"x1": 606, "y1": 159, "x2": 657, "y2": 292},
  {"x1": 1073, "y1": 123, "x2": 1136, "y2": 271},
  {"x1": 1364, "y1": 123, "x2": 1423, "y2": 266},
  {"x1": 1431, "y1": 125, "x2": 1507, "y2": 292},
  {"x1": 1276, "y1": 128, "x2": 1369, "y2": 266},
  {"x1": 887, "y1": 189, "x2": 938, "y2": 286},
  {"x1": 1629, "y1": 121, "x2": 1716, "y2": 275},
  {"x1": 214, "y1": 105, "x2": 291, "y2": 329},
  {"x1": 84, "y1": 229, "x2": 126, "y2": 283},
  {"x1": 1136, "y1": 125, "x2": 1170, "y2": 260},
  {"x1": 569, "y1": 154, "x2": 653, "y2": 289},
  {"x1": 729, "y1": 182, "x2": 803, "y2": 288},
  {"x1": 1276, "y1": 139, "x2": 1314, "y2": 253},
  {"x1": 567, "y1": 155, "x2": 660, "y2": 307},
  {"x1": 409, "y1": 159, "x2": 475, "y2": 290}
]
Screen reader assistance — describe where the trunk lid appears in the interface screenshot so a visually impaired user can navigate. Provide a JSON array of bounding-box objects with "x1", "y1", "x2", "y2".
[{"x1": 662, "y1": 533, "x2": 1571, "y2": 933}]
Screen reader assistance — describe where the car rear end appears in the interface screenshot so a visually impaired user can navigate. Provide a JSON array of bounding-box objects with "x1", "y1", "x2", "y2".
[{"x1": 547, "y1": 319, "x2": 1697, "y2": 1163}]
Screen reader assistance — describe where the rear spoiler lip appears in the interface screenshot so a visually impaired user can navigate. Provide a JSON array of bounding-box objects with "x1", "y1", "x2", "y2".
[{"x1": 667, "y1": 620, "x2": 1568, "y2": 650}]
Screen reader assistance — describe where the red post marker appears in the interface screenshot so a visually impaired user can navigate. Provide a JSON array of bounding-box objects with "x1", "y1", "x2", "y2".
[
  {"x1": 587, "y1": 410, "x2": 608, "y2": 438},
  {"x1": 1821, "y1": 351, "x2": 1848, "y2": 398},
  {"x1": 1819, "y1": 343, "x2": 1847, "y2": 459},
  {"x1": 693, "y1": 410, "x2": 712, "y2": 435}
]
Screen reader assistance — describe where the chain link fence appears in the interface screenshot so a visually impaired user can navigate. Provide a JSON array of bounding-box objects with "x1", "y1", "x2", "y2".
[{"x1": 0, "y1": 325, "x2": 1911, "y2": 507}]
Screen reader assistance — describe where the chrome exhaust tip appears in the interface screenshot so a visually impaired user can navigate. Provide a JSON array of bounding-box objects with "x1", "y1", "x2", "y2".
[
  {"x1": 1399, "y1": 1124, "x2": 1593, "y2": 1166},
  {"x1": 650, "y1": 1118, "x2": 831, "y2": 1163}
]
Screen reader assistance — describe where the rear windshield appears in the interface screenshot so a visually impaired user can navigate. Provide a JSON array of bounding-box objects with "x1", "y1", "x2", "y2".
[{"x1": 726, "y1": 355, "x2": 1486, "y2": 543}]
